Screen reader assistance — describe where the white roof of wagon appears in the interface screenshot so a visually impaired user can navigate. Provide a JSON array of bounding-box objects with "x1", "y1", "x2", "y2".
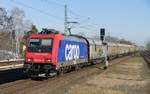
[
  {"x1": 107, "y1": 42, "x2": 117, "y2": 46},
  {"x1": 86, "y1": 38, "x2": 102, "y2": 45},
  {"x1": 94, "y1": 40, "x2": 102, "y2": 45}
]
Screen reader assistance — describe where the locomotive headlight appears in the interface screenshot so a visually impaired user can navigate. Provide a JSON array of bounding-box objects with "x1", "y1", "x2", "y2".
[
  {"x1": 47, "y1": 59, "x2": 51, "y2": 62},
  {"x1": 45, "y1": 59, "x2": 51, "y2": 62},
  {"x1": 27, "y1": 59, "x2": 31, "y2": 62}
]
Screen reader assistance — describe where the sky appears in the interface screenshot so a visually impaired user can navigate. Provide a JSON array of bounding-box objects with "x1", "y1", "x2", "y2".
[{"x1": 0, "y1": 0, "x2": 150, "y2": 46}]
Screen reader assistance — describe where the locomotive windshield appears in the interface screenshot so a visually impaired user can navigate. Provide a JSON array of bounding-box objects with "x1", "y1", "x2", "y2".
[{"x1": 28, "y1": 38, "x2": 53, "y2": 52}]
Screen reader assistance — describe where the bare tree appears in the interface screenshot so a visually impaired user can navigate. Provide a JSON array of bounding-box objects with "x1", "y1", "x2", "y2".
[
  {"x1": 0, "y1": 7, "x2": 32, "y2": 59},
  {"x1": 23, "y1": 20, "x2": 32, "y2": 34},
  {"x1": 0, "y1": 8, "x2": 8, "y2": 32},
  {"x1": 11, "y1": 7, "x2": 25, "y2": 57}
]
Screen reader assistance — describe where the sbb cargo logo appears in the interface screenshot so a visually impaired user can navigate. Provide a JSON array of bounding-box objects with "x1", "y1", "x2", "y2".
[{"x1": 65, "y1": 44, "x2": 80, "y2": 61}]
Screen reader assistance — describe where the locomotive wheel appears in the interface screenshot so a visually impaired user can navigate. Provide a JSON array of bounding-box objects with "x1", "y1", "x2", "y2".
[
  {"x1": 30, "y1": 74, "x2": 38, "y2": 80},
  {"x1": 58, "y1": 68, "x2": 64, "y2": 76},
  {"x1": 75, "y1": 64, "x2": 80, "y2": 71}
]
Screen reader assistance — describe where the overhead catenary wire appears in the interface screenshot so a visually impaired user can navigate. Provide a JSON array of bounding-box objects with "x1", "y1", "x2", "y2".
[
  {"x1": 40, "y1": 0, "x2": 100, "y2": 31},
  {"x1": 41, "y1": 0, "x2": 64, "y2": 7},
  {"x1": 11, "y1": 0, "x2": 64, "y2": 21},
  {"x1": 12, "y1": 0, "x2": 101, "y2": 35}
]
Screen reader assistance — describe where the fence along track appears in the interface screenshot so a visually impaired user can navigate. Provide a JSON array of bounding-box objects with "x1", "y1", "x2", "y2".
[
  {"x1": 0, "y1": 59, "x2": 24, "y2": 71},
  {"x1": 0, "y1": 59, "x2": 24, "y2": 63}
]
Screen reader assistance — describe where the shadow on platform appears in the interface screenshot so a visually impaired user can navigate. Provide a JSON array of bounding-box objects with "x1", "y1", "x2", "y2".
[{"x1": 0, "y1": 68, "x2": 28, "y2": 85}]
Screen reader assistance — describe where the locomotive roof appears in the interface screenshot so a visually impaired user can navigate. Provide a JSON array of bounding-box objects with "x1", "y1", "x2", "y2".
[
  {"x1": 63, "y1": 34, "x2": 88, "y2": 44},
  {"x1": 29, "y1": 33, "x2": 136, "y2": 47}
]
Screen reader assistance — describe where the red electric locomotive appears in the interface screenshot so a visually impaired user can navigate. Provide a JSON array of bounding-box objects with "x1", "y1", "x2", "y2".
[{"x1": 24, "y1": 29, "x2": 88, "y2": 78}]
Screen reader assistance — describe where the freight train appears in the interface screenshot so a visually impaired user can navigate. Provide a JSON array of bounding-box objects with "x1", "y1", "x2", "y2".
[{"x1": 24, "y1": 29, "x2": 138, "y2": 78}]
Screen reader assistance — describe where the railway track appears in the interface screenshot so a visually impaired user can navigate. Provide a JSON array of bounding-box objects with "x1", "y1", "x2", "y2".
[
  {"x1": 140, "y1": 50, "x2": 150, "y2": 66},
  {"x1": 0, "y1": 55, "x2": 132, "y2": 94}
]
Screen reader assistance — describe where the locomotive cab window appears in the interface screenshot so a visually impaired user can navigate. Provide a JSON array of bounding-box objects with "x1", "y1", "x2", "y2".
[
  {"x1": 28, "y1": 38, "x2": 53, "y2": 53},
  {"x1": 41, "y1": 39, "x2": 53, "y2": 46}
]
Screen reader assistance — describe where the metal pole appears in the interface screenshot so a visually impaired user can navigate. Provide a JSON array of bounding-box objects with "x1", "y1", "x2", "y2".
[
  {"x1": 68, "y1": 28, "x2": 71, "y2": 34},
  {"x1": 100, "y1": 28, "x2": 108, "y2": 69},
  {"x1": 64, "y1": 1, "x2": 68, "y2": 33}
]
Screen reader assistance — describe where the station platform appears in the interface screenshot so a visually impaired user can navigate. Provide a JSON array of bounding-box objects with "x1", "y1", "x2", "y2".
[{"x1": 67, "y1": 56, "x2": 150, "y2": 94}]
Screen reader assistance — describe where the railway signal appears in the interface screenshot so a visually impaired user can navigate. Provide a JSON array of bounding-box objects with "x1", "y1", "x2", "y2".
[
  {"x1": 100, "y1": 28, "x2": 108, "y2": 69},
  {"x1": 100, "y1": 28, "x2": 105, "y2": 42}
]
